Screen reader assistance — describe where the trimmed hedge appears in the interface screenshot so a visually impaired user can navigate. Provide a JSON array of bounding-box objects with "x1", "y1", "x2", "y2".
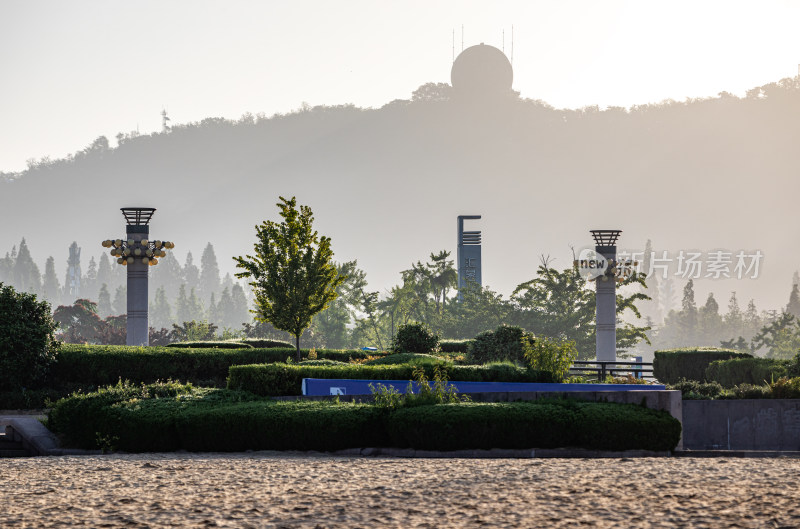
[
  {"x1": 388, "y1": 401, "x2": 682, "y2": 452},
  {"x1": 439, "y1": 339, "x2": 473, "y2": 353},
  {"x1": 705, "y1": 357, "x2": 789, "y2": 388},
  {"x1": 50, "y1": 345, "x2": 382, "y2": 386},
  {"x1": 228, "y1": 363, "x2": 555, "y2": 396},
  {"x1": 653, "y1": 348, "x2": 751, "y2": 384},
  {"x1": 365, "y1": 353, "x2": 448, "y2": 366},
  {"x1": 47, "y1": 384, "x2": 681, "y2": 452},
  {"x1": 166, "y1": 341, "x2": 253, "y2": 349},
  {"x1": 0, "y1": 345, "x2": 386, "y2": 409},
  {"x1": 240, "y1": 338, "x2": 295, "y2": 349}
]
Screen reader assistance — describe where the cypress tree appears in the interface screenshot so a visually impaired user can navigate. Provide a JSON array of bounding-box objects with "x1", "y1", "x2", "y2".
[
  {"x1": 98, "y1": 283, "x2": 112, "y2": 318},
  {"x1": 12, "y1": 238, "x2": 42, "y2": 295},
  {"x1": 787, "y1": 284, "x2": 800, "y2": 319},
  {"x1": 41, "y1": 256, "x2": 61, "y2": 303},
  {"x1": 199, "y1": 243, "x2": 221, "y2": 304}
]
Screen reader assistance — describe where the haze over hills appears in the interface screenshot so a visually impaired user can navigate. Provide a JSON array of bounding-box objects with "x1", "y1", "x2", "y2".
[{"x1": 2, "y1": 46, "x2": 800, "y2": 314}]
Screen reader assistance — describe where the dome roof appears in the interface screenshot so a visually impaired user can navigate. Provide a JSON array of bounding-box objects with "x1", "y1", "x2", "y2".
[{"x1": 451, "y1": 43, "x2": 513, "y2": 95}]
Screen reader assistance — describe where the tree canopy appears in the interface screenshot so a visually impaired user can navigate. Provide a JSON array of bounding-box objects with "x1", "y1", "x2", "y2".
[{"x1": 234, "y1": 197, "x2": 344, "y2": 360}]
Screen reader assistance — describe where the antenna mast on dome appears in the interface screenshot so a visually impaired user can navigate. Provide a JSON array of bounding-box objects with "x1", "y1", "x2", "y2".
[
  {"x1": 452, "y1": 28, "x2": 455, "y2": 63},
  {"x1": 461, "y1": 25, "x2": 464, "y2": 51},
  {"x1": 511, "y1": 25, "x2": 514, "y2": 65}
]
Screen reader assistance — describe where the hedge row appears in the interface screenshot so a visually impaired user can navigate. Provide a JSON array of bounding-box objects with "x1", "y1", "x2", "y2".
[
  {"x1": 166, "y1": 341, "x2": 254, "y2": 349},
  {"x1": 51, "y1": 345, "x2": 385, "y2": 387},
  {"x1": 653, "y1": 348, "x2": 751, "y2": 384},
  {"x1": 227, "y1": 363, "x2": 555, "y2": 396},
  {"x1": 668, "y1": 376, "x2": 800, "y2": 400},
  {"x1": 705, "y1": 357, "x2": 789, "y2": 388},
  {"x1": 166, "y1": 339, "x2": 300, "y2": 349},
  {"x1": 47, "y1": 384, "x2": 682, "y2": 452}
]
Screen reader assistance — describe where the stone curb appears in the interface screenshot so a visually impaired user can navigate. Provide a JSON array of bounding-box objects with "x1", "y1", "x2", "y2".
[
  {"x1": 674, "y1": 450, "x2": 800, "y2": 458},
  {"x1": 330, "y1": 447, "x2": 672, "y2": 458}
]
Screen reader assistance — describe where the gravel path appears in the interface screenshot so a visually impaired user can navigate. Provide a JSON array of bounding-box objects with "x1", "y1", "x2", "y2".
[{"x1": 2, "y1": 453, "x2": 800, "y2": 528}]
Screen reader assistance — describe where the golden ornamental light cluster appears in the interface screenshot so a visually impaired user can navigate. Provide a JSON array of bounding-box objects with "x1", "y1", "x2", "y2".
[{"x1": 101, "y1": 238, "x2": 175, "y2": 266}]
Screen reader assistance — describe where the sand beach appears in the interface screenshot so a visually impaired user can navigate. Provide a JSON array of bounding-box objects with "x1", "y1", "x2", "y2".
[{"x1": 2, "y1": 453, "x2": 800, "y2": 528}]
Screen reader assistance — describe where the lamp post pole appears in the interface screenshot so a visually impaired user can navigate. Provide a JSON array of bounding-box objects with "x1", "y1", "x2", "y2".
[{"x1": 102, "y1": 208, "x2": 174, "y2": 346}]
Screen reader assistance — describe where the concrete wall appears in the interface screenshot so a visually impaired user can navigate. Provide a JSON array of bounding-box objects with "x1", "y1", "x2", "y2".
[{"x1": 683, "y1": 399, "x2": 800, "y2": 451}]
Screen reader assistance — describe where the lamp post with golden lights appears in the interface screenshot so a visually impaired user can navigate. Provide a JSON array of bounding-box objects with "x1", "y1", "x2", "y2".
[{"x1": 101, "y1": 208, "x2": 174, "y2": 346}]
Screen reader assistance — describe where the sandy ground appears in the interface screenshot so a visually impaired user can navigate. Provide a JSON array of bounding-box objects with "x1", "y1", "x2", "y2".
[{"x1": 2, "y1": 454, "x2": 800, "y2": 528}]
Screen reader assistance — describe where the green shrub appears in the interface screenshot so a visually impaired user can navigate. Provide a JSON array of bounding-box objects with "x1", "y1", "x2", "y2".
[
  {"x1": 47, "y1": 379, "x2": 201, "y2": 448},
  {"x1": 387, "y1": 400, "x2": 681, "y2": 452},
  {"x1": 228, "y1": 362, "x2": 555, "y2": 396},
  {"x1": 770, "y1": 377, "x2": 800, "y2": 399},
  {"x1": 667, "y1": 379, "x2": 724, "y2": 399},
  {"x1": 240, "y1": 338, "x2": 295, "y2": 349},
  {"x1": 0, "y1": 283, "x2": 60, "y2": 391},
  {"x1": 166, "y1": 341, "x2": 253, "y2": 349},
  {"x1": 727, "y1": 384, "x2": 772, "y2": 399},
  {"x1": 365, "y1": 353, "x2": 448, "y2": 366},
  {"x1": 370, "y1": 365, "x2": 465, "y2": 410},
  {"x1": 705, "y1": 357, "x2": 788, "y2": 388},
  {"x1": 653, "y1": 348, "x2": 751, "y2": 384},
  {"x1": 393, "y1": 323, "x2": 439, "y2": 354},
  {"x1": 521, "y1": 336, "x2": 578, "y2": 382},
  {"x1": 439, "y1": 340, "x2": 473, "y2": 353},
  {"x1": 48, "y1": 384, "x2": 681, "y2": 452},
  {"x1": 468, "y1": 325, "x2": 529, "y2": 365}
]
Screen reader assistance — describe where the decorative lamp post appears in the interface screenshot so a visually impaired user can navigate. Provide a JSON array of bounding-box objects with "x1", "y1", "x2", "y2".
[
  {"x1": 590, "y1": 229, "x2": 621, "y2": 362},
  {"x1": 101, "y1": 208, "x2": 174, "y2": 346}
]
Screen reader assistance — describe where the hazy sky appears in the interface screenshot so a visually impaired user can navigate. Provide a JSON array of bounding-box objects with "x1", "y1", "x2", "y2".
[{"x1": 3, "y1": 1, "x2": 800, "y2": 172}]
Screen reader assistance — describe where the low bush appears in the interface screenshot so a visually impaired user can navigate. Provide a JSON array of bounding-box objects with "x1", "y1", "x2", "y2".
[
  {"x1": 365, "y1": 353, "x2": 449, "y2": 366},
  {"x1": 705, "y1": 357, "x2": 788, "y2": 388},
  {"x1": 727, "y1": 384, "x2": 772, "y2": 399},
  {"x1": 653, "y1": 348, "x2": 751, "y2": 384},
  {"x1": 48, "y1": 383, "x2": 682, "y2": 452},
  {"x1": 393, "y1": 323, "x2": 439, "y2": 354},
  {"x1": 228, "y1": 363, "x2": 555, "y2": 396},
  {"x1": 668, "y1": 379, "x2": 725, "y2": 399},
  {"x1": 166, "y1": 341, "x2": 253, "y2": 349},
  {"x1": 769, "y1": 377, "x2": 800, "y2": 399},
  {"x1": 439, "y1": 340, "x2": 473, "y2": 353},
  {"x1": 469, "y1": 325, "x2": 530, "y2": 365},
  {"x1": 521, "y1": 336, "x2": 578, "y2": 382}
]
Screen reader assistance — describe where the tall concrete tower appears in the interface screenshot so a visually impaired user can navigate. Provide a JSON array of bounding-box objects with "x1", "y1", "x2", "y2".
[
  {"x1": 102, "y1": 208, "x2": 174, "y2": 346},
  {"x1": 591, "y1": 230, "x2": 621, "y2": 362},
  {"x1": 457, "y1": 215, "x2": 482, "y2": 297}
]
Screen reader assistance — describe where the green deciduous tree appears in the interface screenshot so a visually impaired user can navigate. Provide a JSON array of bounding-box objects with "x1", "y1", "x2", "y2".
[
  {"x1": 511, "y1": 262, "x2": 650, "y2": 359},
  {"x1": 234, "y1": 196, "x2": 344, "y2": 361}
]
